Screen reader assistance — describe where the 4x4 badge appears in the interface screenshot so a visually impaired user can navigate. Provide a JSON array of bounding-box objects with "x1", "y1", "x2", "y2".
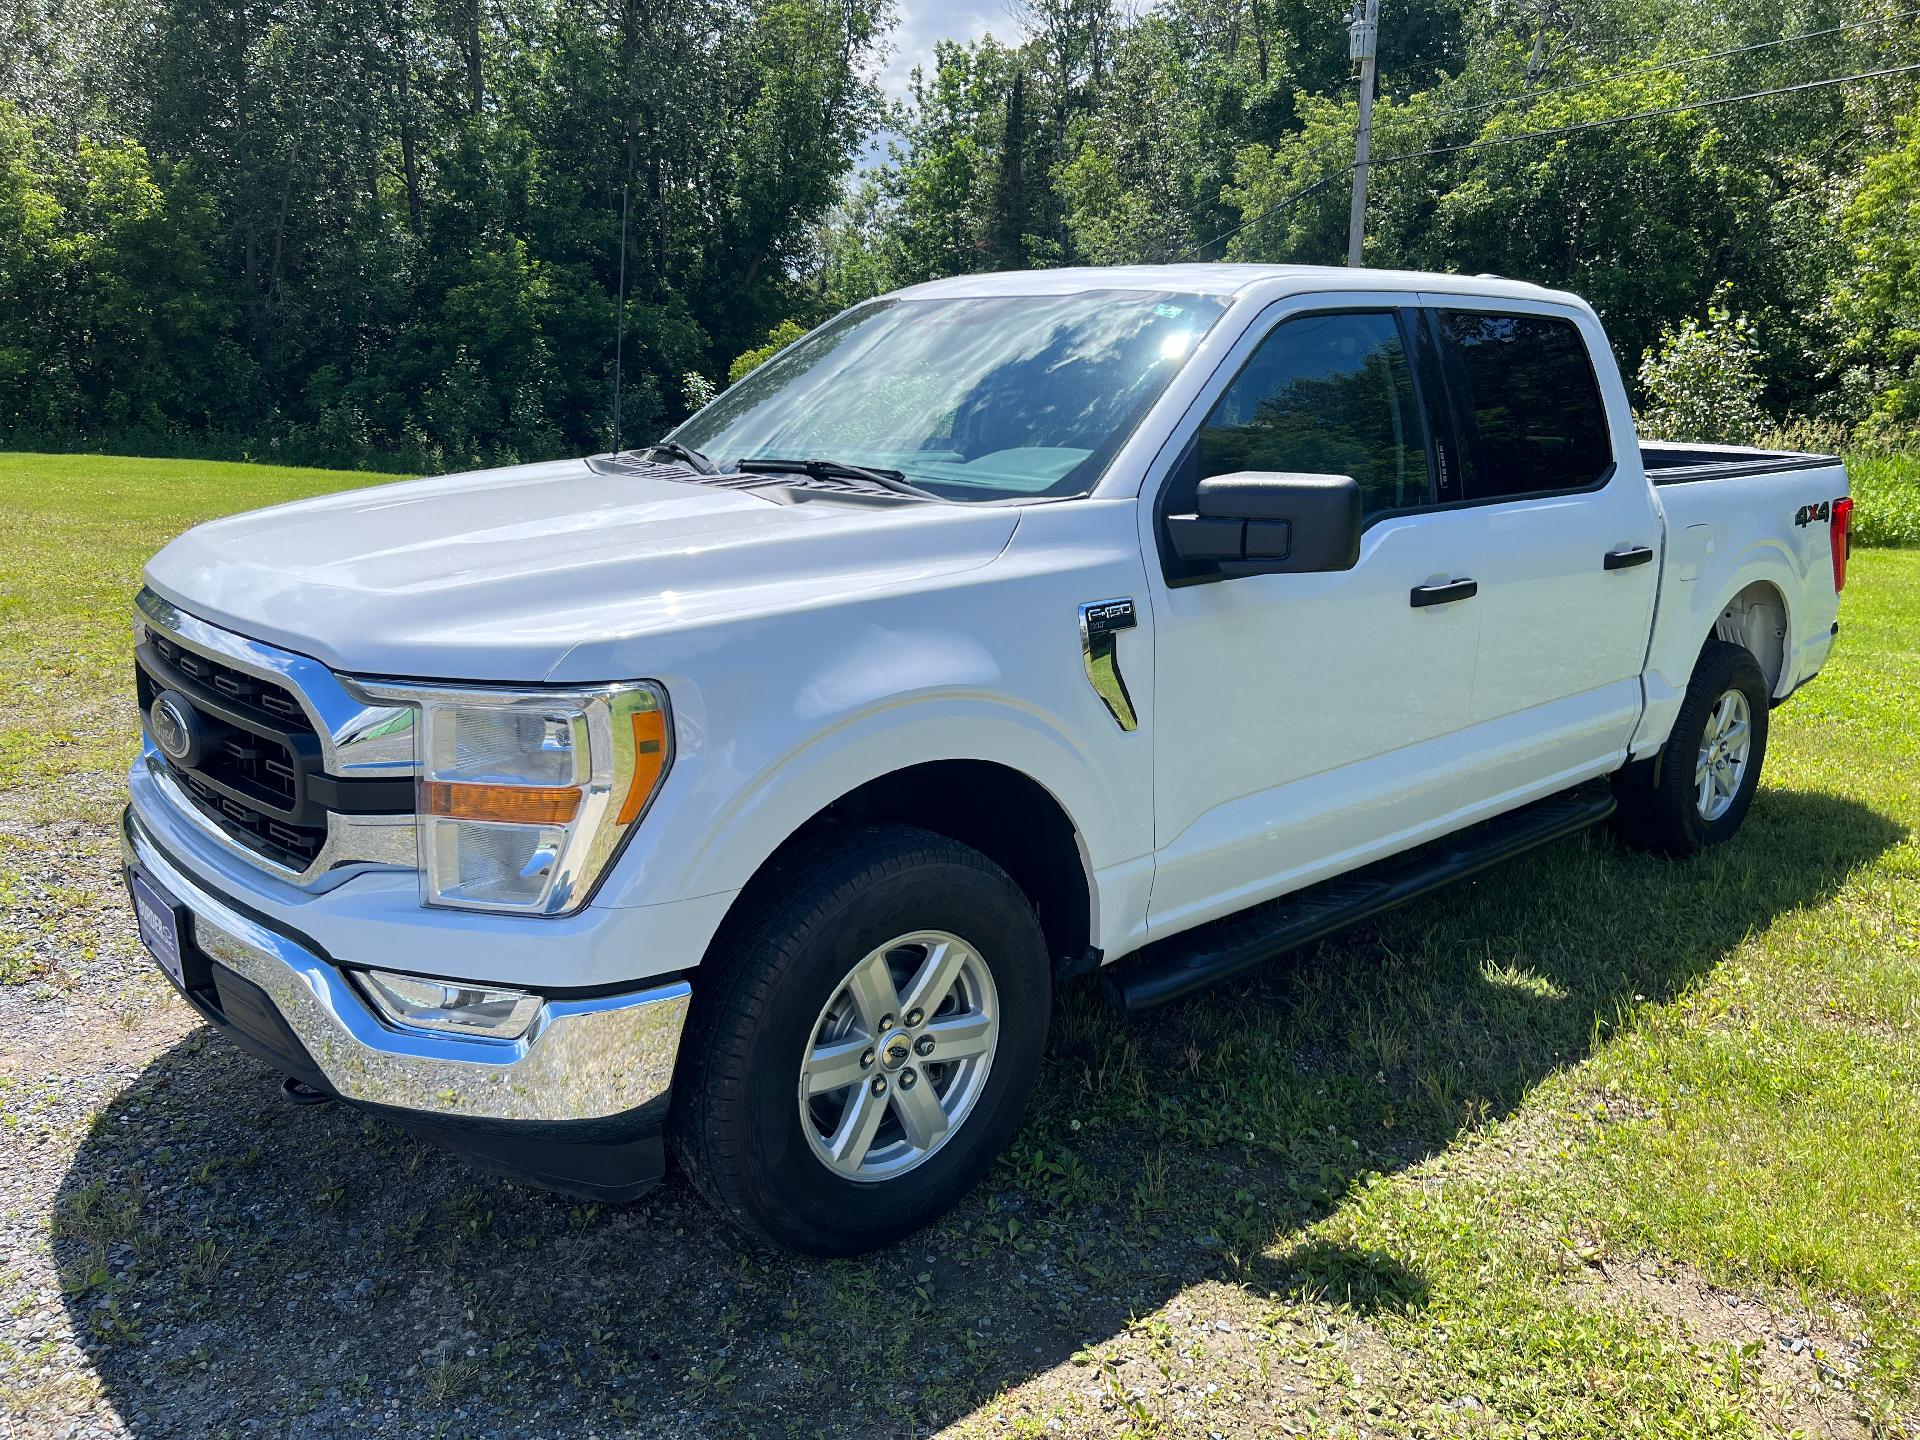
[
  {"x1": 1793, "y1": 500, "x2": 1831, "y2": 527},
  {"x1": 1079, "y1": 598, "x2": 1138, "y2": 731}
]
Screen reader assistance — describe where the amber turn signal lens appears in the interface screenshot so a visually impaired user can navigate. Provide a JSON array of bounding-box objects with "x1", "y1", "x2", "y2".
[
  {"x1": 420, "y1": 780, "x2": 582, "y2": 825},
  {"x1": 617, "y1": 708, "x2": 669, "y2": 826}
]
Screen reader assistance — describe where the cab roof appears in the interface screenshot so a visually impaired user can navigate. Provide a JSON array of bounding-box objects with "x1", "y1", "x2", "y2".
[{"x1": 896, "y1": 263, "x2": 1580, "y2": 308}]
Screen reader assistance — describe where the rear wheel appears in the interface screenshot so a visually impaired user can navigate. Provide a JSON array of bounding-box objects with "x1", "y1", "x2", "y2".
[
  {"x1": 1614, "y1": 639, "x2": 1770, "y2": 855},
  {"x1": 669, "y1": 824, "x2": 1050, "y2": 1254}
]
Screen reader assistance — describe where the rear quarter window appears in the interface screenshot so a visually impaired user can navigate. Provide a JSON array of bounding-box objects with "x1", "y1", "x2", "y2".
[{"x1": 1437, "y1": 311, "x2": 1613, "y2": 500}]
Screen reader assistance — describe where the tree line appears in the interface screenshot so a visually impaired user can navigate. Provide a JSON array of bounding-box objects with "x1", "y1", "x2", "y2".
[
  {"x1": 2, "y1": 0, "x2": 889, "y2": 471},
  {"x1": 2, "y1": 0, "x2": 1917, "y2": 473}
]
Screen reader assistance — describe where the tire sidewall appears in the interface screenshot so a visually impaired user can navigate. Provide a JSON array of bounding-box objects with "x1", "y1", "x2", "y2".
[{"x1": 728, "y1": 852, "x2": 1049, "y2": 1249}]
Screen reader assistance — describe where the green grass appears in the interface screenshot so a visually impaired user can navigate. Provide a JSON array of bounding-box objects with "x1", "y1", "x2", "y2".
[
  {"x1": 1022, "y1": 543, "x2": 1920, "y2": 1431},
  {"x1": 4, "y1": 452, "x2": 1918, "y2": 1435}
]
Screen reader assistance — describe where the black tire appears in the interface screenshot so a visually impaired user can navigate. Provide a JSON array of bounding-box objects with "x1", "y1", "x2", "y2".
[
  {"x1": 668, "y1": 823, "x2": 1050, "y2": 1255},
  {"x1": 1614, "y1": 639, "x2": 1770, "y2": 856}
]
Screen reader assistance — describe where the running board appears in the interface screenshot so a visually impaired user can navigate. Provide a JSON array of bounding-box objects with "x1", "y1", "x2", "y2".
[{"x1": 1103, "y1": 784, "x2": 1617, "y2": 1013}]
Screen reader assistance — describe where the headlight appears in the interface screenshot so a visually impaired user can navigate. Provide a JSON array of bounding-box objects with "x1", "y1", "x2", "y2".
[{"x1": 349, "y1": 680, "x2": 671, "y2": 915}]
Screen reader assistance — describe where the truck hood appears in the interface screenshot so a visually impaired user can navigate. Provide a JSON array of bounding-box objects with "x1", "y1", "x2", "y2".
[{"x1": 143, "y1": 458, "x2": 1021, "y2": 682}]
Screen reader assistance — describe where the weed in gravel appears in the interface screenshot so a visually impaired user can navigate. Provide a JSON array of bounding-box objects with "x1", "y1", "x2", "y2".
[
  {"x1": 53, "y1": 1253, "x2": 108, "y2": 1299},
  {"x1": 311, "y1": 1175, "x2": 348, "y2": 1211},
  {"x1": 178, "y1": 1239, "x2": 230, "y2": 1296},
  {"x1": 1129, "y1": 1147, "x2": 1170, "y2": 1219},
  {"x1": 1006, "y1": 1141, "x2": 1097, "y2": 1213},
  {"x1": 83, "y1": 1295, "x2": 139, "y2": 1346},
  {"x1": 51, "y1": 1173, "x2": 144, "y2": 1256},
  {"x1": 421, "y1": 1357, "x2": 481, "y2": 1408}
]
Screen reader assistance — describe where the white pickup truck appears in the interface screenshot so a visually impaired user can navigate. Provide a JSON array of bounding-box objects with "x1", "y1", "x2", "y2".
[{"x1": 122, "y1": 265, "x2": 1853, "y2": 1253}]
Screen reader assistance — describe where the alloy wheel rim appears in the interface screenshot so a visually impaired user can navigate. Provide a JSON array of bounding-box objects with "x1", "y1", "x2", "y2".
[
  {"x1": 797, "y1": 930, "x2": 999, "y2": 1183},
  {"x1": 1695, "y1": 687, "x2": 1752, "y2": 822}
]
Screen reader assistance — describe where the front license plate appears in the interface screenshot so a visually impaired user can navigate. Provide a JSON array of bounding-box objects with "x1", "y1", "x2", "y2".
[{"x1": 128, "y1": 868, "x2": 187, "y2": 989}]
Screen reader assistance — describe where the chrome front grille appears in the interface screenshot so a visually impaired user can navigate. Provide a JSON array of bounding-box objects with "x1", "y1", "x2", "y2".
[
  {"x1": 136, "y1": 629, "x2": 330, "y2": 866},
  {"x1": 145, "y1": 630, "x2": 308, "y2": 725},
  {"x1": 132, "y1": 589, "x2": 420, "y2": 885}
]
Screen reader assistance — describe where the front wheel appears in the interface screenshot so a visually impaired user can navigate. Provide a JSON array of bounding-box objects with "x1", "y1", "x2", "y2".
[
  {"x1": 669, "y1": 824, "x2": 1050, "y2": 1254},
  {"x1": 1614, "y1": 639, "x2": 1771, "y2": 855}
]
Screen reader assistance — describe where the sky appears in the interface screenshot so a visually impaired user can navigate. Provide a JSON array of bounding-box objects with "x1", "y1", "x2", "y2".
[{"x1": 879, "y1": 0, "x2": 1009, "y2": 104}]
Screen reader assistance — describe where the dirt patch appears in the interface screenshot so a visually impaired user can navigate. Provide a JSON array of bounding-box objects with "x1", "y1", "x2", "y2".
[
  {"x1": 943, "y1": 1282, "x2": 1415, "y2": 1438},
  {"x1": 1577, "y1": 1258, "x2": 1875, "y2": 1439}
]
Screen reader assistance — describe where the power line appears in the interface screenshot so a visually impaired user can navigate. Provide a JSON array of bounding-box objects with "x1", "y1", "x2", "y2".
[
  {"x1": 1185, "y1": 173, "x2": 1343, "y2": 259},
  {"x1": 1413, "y1": 7, "x2": 1920, "y2": 122},
  {"x1": 1185, "y1": 58, "x2": 1920, "y2": 259},
  {"x1": 1377, "y1": 58, "x2": 1920, "y2": 166},
  {"x1": 1219, "y1": 6, "x2": 1920, "y2": 259}
]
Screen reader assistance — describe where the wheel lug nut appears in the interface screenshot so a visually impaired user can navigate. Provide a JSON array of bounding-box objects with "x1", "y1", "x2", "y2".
[
  {"x1": 870, "y1": 1076, "x2": 887, "y2": 1096},
  {"x1": 914, "y1": 1035, "x2": 935, "y2": 1056},
  {"x1": 904, "y1": 1008, "x2": 924, "y2": 1027},
  {"x1": 879, "y1": 1014, "x2": 895, "y2": 1031},
  {"x1": 898, "y1": 1069, "x2": 917, "y2": 1090},
  {"x1": 860, "y1": 1047, "x2": 875, "y2": 1069}
]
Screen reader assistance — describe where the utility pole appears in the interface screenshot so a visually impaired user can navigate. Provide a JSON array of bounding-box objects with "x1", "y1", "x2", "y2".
[
  {"x1": 1346, "y1": 0, "x2": 1380, "y2": 267},
  {"x1": 611, "y1": 181, "x2": 629, "y2": 454}
]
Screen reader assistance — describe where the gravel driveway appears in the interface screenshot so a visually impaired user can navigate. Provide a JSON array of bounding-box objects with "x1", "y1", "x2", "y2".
[{"x1": 0, "y1": 807, "x2": 1376, "y2": 1440}]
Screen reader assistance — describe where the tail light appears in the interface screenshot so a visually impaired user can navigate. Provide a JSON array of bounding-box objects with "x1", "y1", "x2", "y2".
[{"x1": 1829, "y1": 496, "x2": 1853, "y2": 592}]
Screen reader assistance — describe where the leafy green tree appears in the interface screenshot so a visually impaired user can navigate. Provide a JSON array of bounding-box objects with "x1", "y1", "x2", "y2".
[
  {"x1": 4, "y1": 0, "x2": 1915, "y2": 464},
  {"x1": 730, "y1": 318, "x2": 810, "y2": 383},
  {"x1": 886, "y1": 37, "x2": 1029, "y2": 282},
  {"x1": 0, "y1": 0, "x2": 891, "y2": 466},
  {"x1": 1834, "y1": 111, "x2": 1920, "y2": 431},
  {"x1": 1059, "y1": 13, "x2": 1243, "y2": 264},
  {"x1": 69, "y1": 140, "x2": 244, "y2": 433},
  {"x1": 812, "y1": 177, "x2": 906, "y2": 310},
  {"x1": 1637, "y1": 285, "x2": 1769, "y2": 442},
  {"x1": 0, "y1": 102, "x2": 74, "y2": 433},
  {"x1": 0, "y1": 104, "x2": 244, "y2": 440}
]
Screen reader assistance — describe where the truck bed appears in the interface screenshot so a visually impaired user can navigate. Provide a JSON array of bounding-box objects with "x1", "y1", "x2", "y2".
[
  {"x1": 1631, "y1": 442, "x2": 1848, "y2": 767},
  {"x1": 1641, "y1": 439, "x2": 1841, "y2": 485}
]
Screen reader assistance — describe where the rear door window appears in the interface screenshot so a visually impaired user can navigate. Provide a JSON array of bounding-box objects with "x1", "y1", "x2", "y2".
[{"x1": 1435, "y1": 311, "x2": 1613, "y2": 500}]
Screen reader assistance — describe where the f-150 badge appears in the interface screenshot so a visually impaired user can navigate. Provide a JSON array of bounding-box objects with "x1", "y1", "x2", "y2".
[{"x1": 1079, "y1": 598, "x2": 1138, "y2": 732}]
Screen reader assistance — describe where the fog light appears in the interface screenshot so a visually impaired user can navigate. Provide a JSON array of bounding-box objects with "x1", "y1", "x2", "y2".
[{"x1": 357, "y1": 969, "x2": 542, "y2": 1040}]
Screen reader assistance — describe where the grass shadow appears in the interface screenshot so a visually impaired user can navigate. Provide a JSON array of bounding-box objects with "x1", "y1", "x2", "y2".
[{"x1": 55, "y1": 788, "x2": 1900, "y2": 1435}]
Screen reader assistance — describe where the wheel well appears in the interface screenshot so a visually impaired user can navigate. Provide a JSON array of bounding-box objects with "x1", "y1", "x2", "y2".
[
  {"x1": 777, "y1": 761, "x2": 1094, "y2": 974},
  {"x1": 1711, "y1": 580, "x2": 1788, "y2": 695}
]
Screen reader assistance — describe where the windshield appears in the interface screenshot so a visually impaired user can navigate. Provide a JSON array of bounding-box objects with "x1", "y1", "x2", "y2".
[{"x1": 670, "y1": 289, "x2": 1230, "y2": 503}]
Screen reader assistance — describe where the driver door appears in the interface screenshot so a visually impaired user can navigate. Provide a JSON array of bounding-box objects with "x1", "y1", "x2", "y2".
[{"x1": 1143, "y1": 302, "x2": 1487, "y2": 939}]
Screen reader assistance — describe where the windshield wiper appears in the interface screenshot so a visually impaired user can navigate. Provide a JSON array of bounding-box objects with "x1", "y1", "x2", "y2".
[
  {"x1": 737, "y1": 457, "x2": 945, "y2": 502},
  {"x1": 645, "y1": 439, "x2": 719, "y2": 474}
]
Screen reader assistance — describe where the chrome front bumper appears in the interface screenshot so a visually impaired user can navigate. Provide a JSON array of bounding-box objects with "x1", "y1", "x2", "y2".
[{"x1": 122, "y1": 805, "x2": 691, "y2": 1124}]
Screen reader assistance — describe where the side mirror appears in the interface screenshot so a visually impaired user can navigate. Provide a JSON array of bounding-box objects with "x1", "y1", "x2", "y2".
[{"x1": 1165, "y1": 472, "x2": 1362, "y2": 577}]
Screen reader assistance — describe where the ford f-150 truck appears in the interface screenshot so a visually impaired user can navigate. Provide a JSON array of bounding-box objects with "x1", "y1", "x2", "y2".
[{"x1": 122, "y1": 265, "x2": 1853, "y2": 1253}]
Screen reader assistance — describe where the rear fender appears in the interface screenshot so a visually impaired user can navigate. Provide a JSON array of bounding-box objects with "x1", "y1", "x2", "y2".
[{"x1": 1634, "y1": 539, "x2": 1798, "y2": 758}]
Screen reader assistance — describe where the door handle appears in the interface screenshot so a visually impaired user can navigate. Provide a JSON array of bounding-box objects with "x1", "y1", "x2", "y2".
[
  {"x1": 1603, "y1": 545, "x2": 1655, "y2": 570},
  {"x1": 1409, "y1": 578, "x2": 1478, "y2": 607}
]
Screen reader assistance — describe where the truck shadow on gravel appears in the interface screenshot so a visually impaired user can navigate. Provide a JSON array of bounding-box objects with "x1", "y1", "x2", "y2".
[{"x1": 56, "y1": 790, "x2": 1898, "y2": 1438}]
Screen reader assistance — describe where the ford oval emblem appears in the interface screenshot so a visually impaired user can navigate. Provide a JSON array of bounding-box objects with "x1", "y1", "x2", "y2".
[{"x1": 148, "y1": 690, "x2": 203, "y2": 769}]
